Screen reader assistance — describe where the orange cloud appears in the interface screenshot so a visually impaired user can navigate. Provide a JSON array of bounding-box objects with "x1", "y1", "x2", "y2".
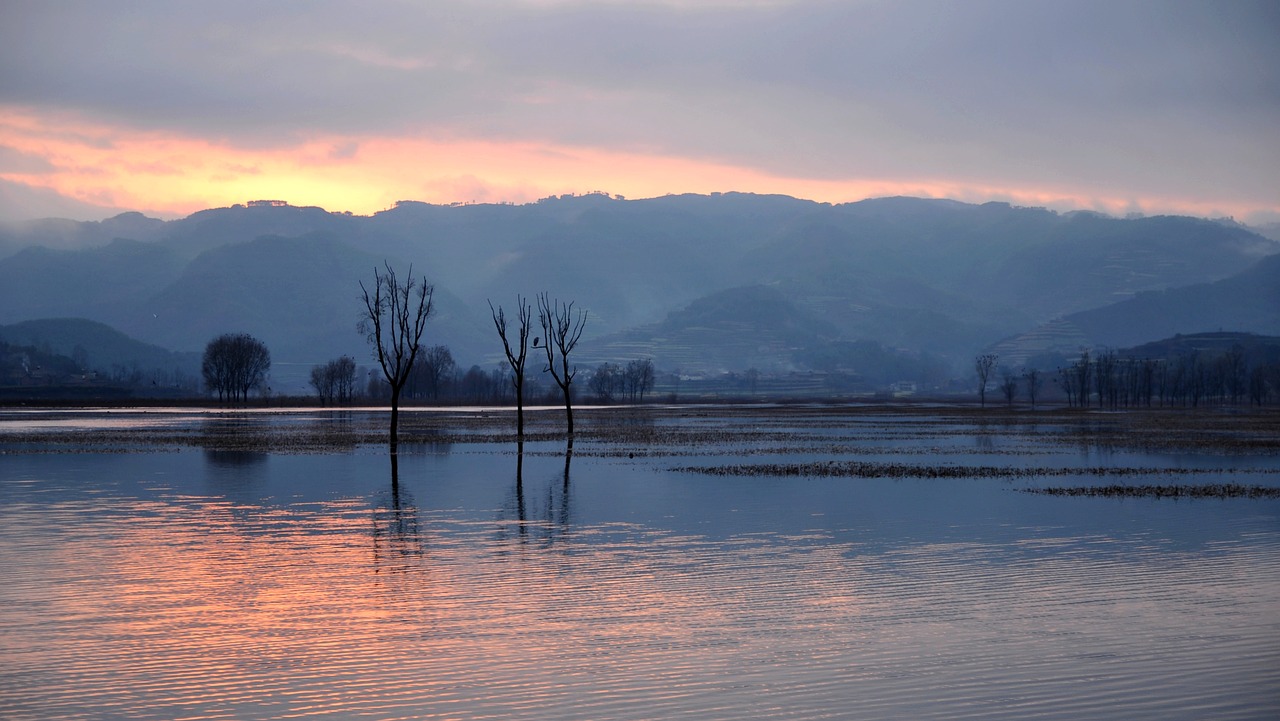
[{"x1": 0, "y1": 106, "x2": 1271, "y2": 222}]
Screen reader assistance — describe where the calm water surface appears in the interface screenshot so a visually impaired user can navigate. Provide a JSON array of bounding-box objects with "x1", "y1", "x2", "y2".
[{"x1": 2, "y1": 409, "x2": 1278, "y2": 720}]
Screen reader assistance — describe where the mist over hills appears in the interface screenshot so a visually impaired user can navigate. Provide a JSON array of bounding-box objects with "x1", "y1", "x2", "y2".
[
  {"x1": 0, "y1": 211, "x2": 168, "y2": 256},
  {"x1": 1067, "y1": 253, "x2": 1280, "y2": 348},
  {"x1": 0, "y1": 318, "x2": 198, "y2": 377},
  {"x1": 1, "y1": 193, "x2": 1275, "y2": 392}
]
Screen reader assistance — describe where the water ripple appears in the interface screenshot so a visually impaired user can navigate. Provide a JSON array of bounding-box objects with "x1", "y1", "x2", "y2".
[{"x1": 2, "y1": 486, "x2": 1278, "y2": 721}]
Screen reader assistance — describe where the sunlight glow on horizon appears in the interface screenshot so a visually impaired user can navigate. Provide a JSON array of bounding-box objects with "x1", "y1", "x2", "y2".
[{"x1": 1, "y1": 107, "x2": 1273, "y2": 224}]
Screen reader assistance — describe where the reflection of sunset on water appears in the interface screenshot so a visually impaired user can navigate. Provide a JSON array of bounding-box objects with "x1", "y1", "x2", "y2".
[
  {"x1": 6, "y1": 484, "x2": 1279, "y2": 719},
  {"x1": 3, "y1": 407, "x2": 1279, "y2": 720}
]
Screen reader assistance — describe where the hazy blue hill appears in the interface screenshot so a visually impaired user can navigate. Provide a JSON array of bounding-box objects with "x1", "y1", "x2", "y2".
[
  {"x1": 827, "y1": 199, "x2": 1062, "y2": 278},
  {"x1": 1123, "y1": 331, "x2": 1280, "y2": 361},
  {"x1": 452, "y1": 193, "x2": 818, "y2": 343},
  {"x1": 721, "y1": 199, "x2": 1278, "y2": 369},
  {"x1": 993, "y1": 253, "x2": 1280, "y2": 366},
  {"x1": 984, "y1": 213, "x2": 1277, "y2": 320},
  {"x1": 1251, "y1": 222, "x2": 1280, "y2": 243},
  {"x1": 365, "y1": 201, "x2": 560, "y2": 295},
  {"x1": 136, "y1": 232, "x2": 398, "y2": 355},
  {"x1": 785, "y1": 274, "x2": 1015, "y2": 356},
  {"x1": 587, "y1": 284, "x2": 838, "y2": 373},
  {"x1": 0, "y1": 238, "x2": 184, "y2": 325},
  {"x1": 657, "y1": 284, "x2": 836, "y2": 339},
  {"x1": 735, "y1": 202, "x2": 1043, "y2": 356},
  {"x1": 588, "y1": 283, "x2": 951, "y2": 385},
  {"x1": 129, "y1": 232, "x2": 492, "y2": 386},
  {"x1": 642, "y1": 191, "x2": 822, "y2": 224},
  {"x1": 481, "y1": 200, "x2": 780, "y2": 330},
  {"x1": 0, "y1": 211, "x2": 168, "y2": 259},
  {"x1": 4, "y1": 194, "x2": 1277, "y2": 389},
  {"x1": 0, "y1": 219, "x2": 82, "y2": 260},
  {"x1": 0, "y1": 317, "x2": 197, "y2": 375},
  {"x1": 160, "y1": 204, "x2": 362, "y2": 259},
  {"x1": 748, "y1": 200, "x2": 1273, "y2": 325},
  {"x1": 1065, "y1": 253, "x2": 1280, "y2": 348}
]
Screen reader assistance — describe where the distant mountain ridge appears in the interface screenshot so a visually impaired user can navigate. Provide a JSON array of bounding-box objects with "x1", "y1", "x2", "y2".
[
  {"x1": 0, "y1": 211, "x2": 167, "y2": 257},
  {"x1": 1, "y1": 193, "x2": 1275, "y2": 389},
  {"x1": 0, "y1": 318, "x2": 198, "y2": 376},
  {"x1": 993, "y1": 253, "x2": 1280, "y2": 366}
]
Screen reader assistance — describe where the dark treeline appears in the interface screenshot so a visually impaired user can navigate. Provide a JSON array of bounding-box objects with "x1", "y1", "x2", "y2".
[
  {"x1": 1054, "y1": 344, "x2": 1280, "y2": 409},
  {"x1": 309, "y1": 356, "x2": 358, "y2": 406},
  {"x1": 0, "y1": 339, "x2": 198, "y2": 397},
  {"x1": 202, "y1": 333, "x2": 271, "y2": 403},
  {"x1": 326, "y1": 352, "x2": 659, "y2": 407},
  {"x1": 588, "y1": 359, "x2": 655, "y2": 403}
]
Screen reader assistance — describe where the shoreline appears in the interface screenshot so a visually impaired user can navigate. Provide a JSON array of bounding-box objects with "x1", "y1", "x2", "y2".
[{"x1": 4, "y1": 402, "x2": 1279, "y2": 456}]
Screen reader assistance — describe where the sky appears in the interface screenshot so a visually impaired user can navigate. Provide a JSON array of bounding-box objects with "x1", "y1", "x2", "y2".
[{"x1": 1, "y1": 0, "x2": 1277, "y2": 224}]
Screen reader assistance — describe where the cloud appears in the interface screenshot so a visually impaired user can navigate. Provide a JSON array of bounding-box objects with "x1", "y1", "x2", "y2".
[
  {"x1": 327, "y1": 142, "x2": 360, "y2": 161},
  {"x1": 0, "y1": 0, "x2": 1276, "y2": 220},
  {"x1": 0, "y1": 178, "x2": 133, "y2": 222},
  {"x1": 0, "y1": 144, "x2": 55, "y2": 174}
]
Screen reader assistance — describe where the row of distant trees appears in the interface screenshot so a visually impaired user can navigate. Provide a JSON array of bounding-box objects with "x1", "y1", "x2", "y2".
[
  {"x1": 973, "y1": 345, "x2": 1280, "y2": 409},
  {"x1": 202, "y1": 330, "x2": 648, "y2": 411},
  {"x1": 1055, "y1": 346, "x2": 1280, "y2": 408},
  {"x1": 588, "y1": 359, "x2": 655, "y2": 402},
  {"x1": 203, "y1": 261, "x2": 1280, "y2": 451},
  {"x1": 1, "y1": 340, "x2": 198, "y2": 394},
  {"x1": 207, "y1": 331, "x2": 1280, "y2": 413},
  {"x1": 352, "y1": 356, "x2": 656, "y2": 406},
  {"x1": 309, "y1": 356, "x2": 357, "y2": 406}
]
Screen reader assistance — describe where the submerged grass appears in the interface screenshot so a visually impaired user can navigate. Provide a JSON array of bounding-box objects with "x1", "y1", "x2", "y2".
[
  {"x1": 5, "y1": 405, "x2": 1280, "y2": 499},
  {"x1": 3, "y1": 404, "x2": 1279, "y2": 462},
  {"x1": 672, "y1": 460, "x2": 1280, "y2": 479},
  {"x1": 1023, "y1": 483, "x2": 1280, "y2": 499}
]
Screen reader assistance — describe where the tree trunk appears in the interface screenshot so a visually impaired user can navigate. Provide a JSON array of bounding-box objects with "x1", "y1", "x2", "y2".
[
  {"x1": 515, "y1": 379, "x2": 525, "y2": 440},
  {"x1": 389, "y1": 385, "x2": 401, "y2": 453},
  {"x1": 563, "y1": 385, "x2": 574, "y2": 436}
]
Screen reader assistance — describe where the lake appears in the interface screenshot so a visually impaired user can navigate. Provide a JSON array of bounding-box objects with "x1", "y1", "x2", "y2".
[{"x1": 2, "y1": 406, "x2": 1278, "y2": 720}]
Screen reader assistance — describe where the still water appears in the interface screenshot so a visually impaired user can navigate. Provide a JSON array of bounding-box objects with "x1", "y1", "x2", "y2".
[{"x1": 2, "y1": 409, "x2": 1278, "y2": 720}]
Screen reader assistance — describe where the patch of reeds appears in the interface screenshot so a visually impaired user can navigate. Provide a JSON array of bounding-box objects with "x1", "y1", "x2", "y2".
[
  {"x1": 672, "y1": 460, "x2": 1279, "y2": 480},
  {"x1": 1023, "y1": 483, "x2": 1280, "y2": 499}
]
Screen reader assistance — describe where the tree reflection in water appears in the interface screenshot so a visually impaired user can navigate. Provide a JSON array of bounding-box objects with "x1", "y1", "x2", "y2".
[
  {"x1": 201, "y1": 448, "x2": 269, "y2": 507},
  {"x1": 497, "y1": 440, "x2": 574, "y2": 547},
  {"x1": 371, "y1": 453, "x2": 424, "y2": 573}
]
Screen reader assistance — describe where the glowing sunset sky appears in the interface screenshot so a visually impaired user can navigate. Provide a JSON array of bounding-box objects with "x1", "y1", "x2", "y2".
[{"x1": 1, "y1": 0, "x2": 1277, "y2": 223}]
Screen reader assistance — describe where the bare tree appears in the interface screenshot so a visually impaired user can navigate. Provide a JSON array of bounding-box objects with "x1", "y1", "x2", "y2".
[
  {"x1": 1024, "y1": 367, "x2": 1044, "y2": 409},
  {"x1": 334, "y1": 356, "x2": 357, "y2": 403},
  {"x1": 459, "y1": 364, "x2": 492, "y2": 404},
  {"x1": 1249, "y1": 365, "x2": 1270, "y2": 406},
  {"x1": 417, "y1": 345, "x2": 455, "y2": 402},
  {"x1": 309, "y1": 365, "x2": 332, "y2": 405},
  {"x1": 360, "y1": 262, "x2": 434, "y2": 451},
  {"x1": 490, "y1": 297, "x2": 533, "y2": 439},
  {"x1": 1223, "y1": 343, "x2": 1247, "y2": 404},
  {"x1": 537, "y1": 293, "x2": 587, "y2": 436},
  {"x1": 202, "y1": 333, "x2": 270, "y2": 403},
  {"x1": 974, "y1": 353, "x2": 998, "y2": 408},
  {"x1": 624, "y1": 358, "x2": 656, "y2": 402},
  {"x1": 590, "y1": 362, "x2": 621, "y2": 403},
  {"x1": 999, "y1": 368, "x2": 1019, "y2": 407},
  {"x1": 1072, "y1": 348, "x2": 1092, "y2": 409},
  {"x1": 1095, "y1": 349, "x2": 1118, "y2": 409},
  {"x1": 310, "y1": 356, "x2": 357, "y2": 406}
]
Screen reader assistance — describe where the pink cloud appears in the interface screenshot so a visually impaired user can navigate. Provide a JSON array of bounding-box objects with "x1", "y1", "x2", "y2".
[{"x1": 0, "y1": 107, "x2": 1275, "y2": 224}]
